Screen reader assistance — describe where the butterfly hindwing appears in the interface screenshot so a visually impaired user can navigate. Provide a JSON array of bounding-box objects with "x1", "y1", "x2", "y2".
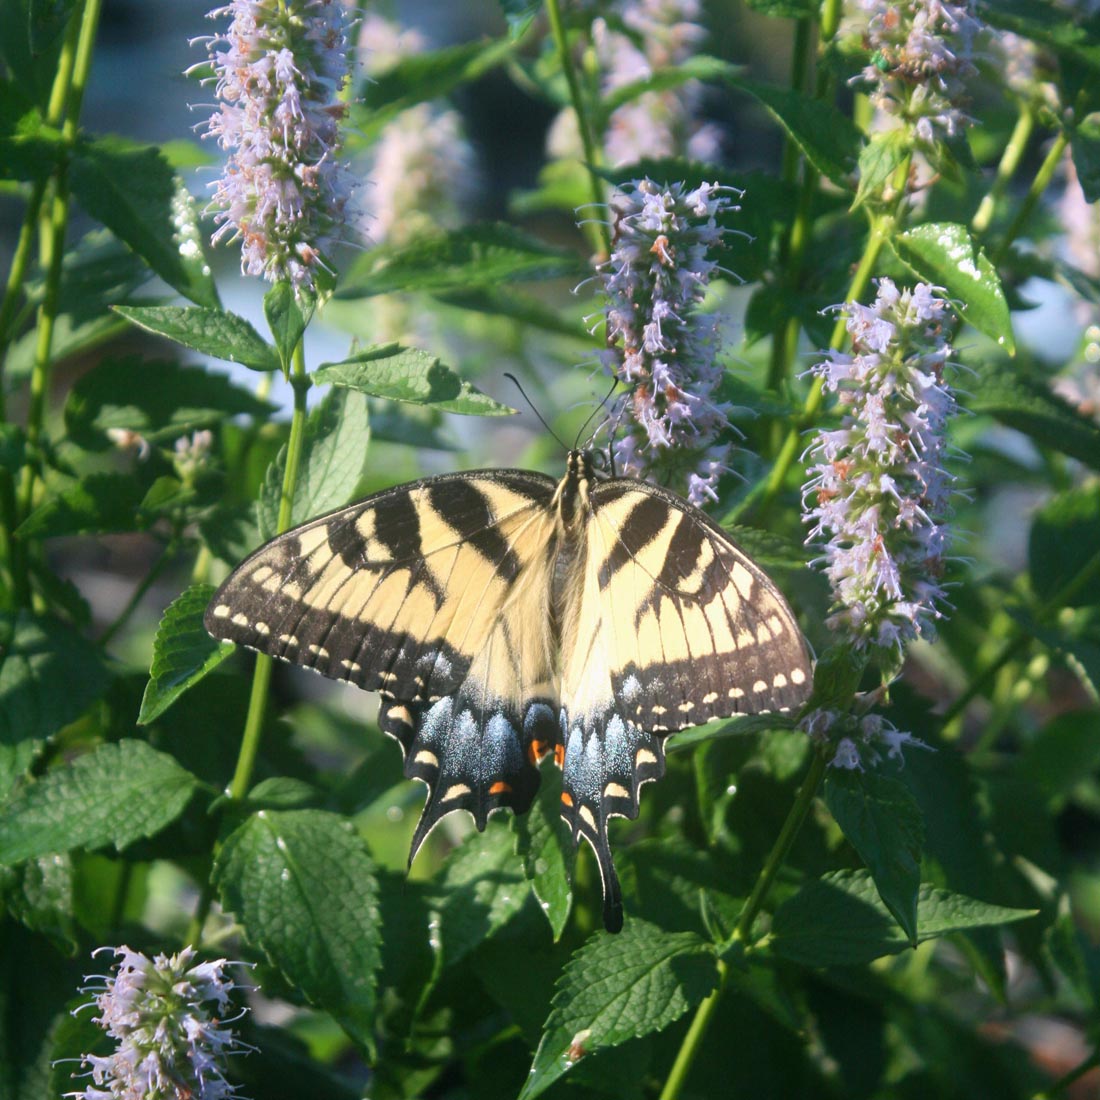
[{"x1": 556, "y1": 478, "x2": 814, "y2": 930}]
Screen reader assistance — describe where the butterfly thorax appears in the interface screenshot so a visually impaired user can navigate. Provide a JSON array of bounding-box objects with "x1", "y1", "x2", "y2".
[{"x1": 552, "y1": 449, "x2": 596, "y2": 533}]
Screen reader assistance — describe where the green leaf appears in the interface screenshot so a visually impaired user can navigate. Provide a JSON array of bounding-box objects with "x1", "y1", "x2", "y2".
[
  {"x1": 138, "y1": 585, "x2": 235, "y2": 725},
  {"x1": 257, "y1": 387, "x2": 370, "y2": 540},
  {"x1": 0, "y1": 613, "x2": 108, "y2": 753},
  {"x1": 601, "y1": 56, "x2": 740, "y2": 116},
  {"x1": 435, "y1": 822, "x2": 530, "y2": 969},
  {"x1": 513, "y1": 768, "x2": 575, "y2": 941},
  {"x1": 264, "y1": 283, "x2": 315, "y2": 374},
  {"x1": 214, "y1": 809, "x2": 382, "y2": 1053},
  {"x1": 340, "y1": 223, "x2": 583, "y2": 297},
  {"x1": 728, "y1": 78, "x2": 861, "y2": 188},
  {"x1": 113, "y1": 305, "x2": 281, "y2": 372},
  {"x1": 744, "y1": 0, "x2": 817, "y2": 14},
  {"x1": 70, "y1": 137, "x2": 219, "y2": 308},
  {"x1": 0, "y1": 1, "x2": 76, "y2": 110},
  {"x1": 1029, "y1": 484, "x2": 1100, "y2": 606},
  {"x1": 770, "y1": 870, "x2": 1036, "y2": 966},
  {"x1": 667, "y1": 712, "x2": 799, "y2": 752},
  {"x1": 3, "y1": 852, "x2": 76, "y2": 949},
  {"x1": 497, "y1": 0, "x2": 540, "y2": 36},
  {"x1": 315, "y1": 344, "x2": 514, "y2": 417},
  {"x1": 0, "y1": 103, "x2": 60, "y2": 183},
  {"x1": 969, "y1": 359, "x2": 1100, "y2": 470},
  {"x1": 894, "y1": 223, "x2": 1014, "y2": 352},
  {"x1": 17, "y1": 473, "x2": 149, "y2": 537},
  {"x1": 853, "y1": 129, "x2": 909, "y2": 209},
  {"x1": 1019, "y1": 711, "x2": 1100, "y2": 808},
  {"x1": 65, "y1": 356, "x2": 273, "y2": 449},
  {"x1": 519, "y1": 921, "x2": 719, "y2": 1100},
  {"x1": 824, "y1": 770, "x2": 924, "y2": 943},
  {"x1": 359, "y1": 37, "x2": 514, "y2": 127},
  {"x1": 0, "y1": 740, "x2": 201, "y2": 864}
]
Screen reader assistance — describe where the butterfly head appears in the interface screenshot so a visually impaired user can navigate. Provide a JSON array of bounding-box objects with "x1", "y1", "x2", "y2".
[{"x1": 555, "y1": 449, "x2": 597, "y2": 530}]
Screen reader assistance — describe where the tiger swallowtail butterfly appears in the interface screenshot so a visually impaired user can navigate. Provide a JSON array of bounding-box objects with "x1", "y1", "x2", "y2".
[{"x1": 205, "y1": 449, "x2": 813, "y2": 931}]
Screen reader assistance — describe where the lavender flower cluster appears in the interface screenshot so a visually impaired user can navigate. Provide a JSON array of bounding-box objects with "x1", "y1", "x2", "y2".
[
  {"x1": 601, "y1": 179, "x2": 736, "y2": 506},
  {"x1": 69, "y1": 946, "x2": 246, "y2": 1100},
  {"x1": 803, "y1": 278, "x2": 957, "y2": 655},
  {"x1": 595, "y1": 0, "x2": 720, "y2": 165},
  {"x1": 852, "y1": 0, "x2": 982, "y2": 145},
  {"x1": 201, "y1": 0, "x2": 352, "y2": 290}
]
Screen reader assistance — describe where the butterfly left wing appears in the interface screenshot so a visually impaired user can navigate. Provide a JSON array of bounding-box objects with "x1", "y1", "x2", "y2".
[
  {"x1": 205, "y1": 470, "x2": 563, "y2": 851},
  {"x1": 558, "y1": 477, "x2": 813, "y2": 930}
]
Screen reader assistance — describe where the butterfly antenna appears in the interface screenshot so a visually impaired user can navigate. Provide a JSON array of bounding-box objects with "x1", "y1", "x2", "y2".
[
  {"x1": 574, "y1": 376, "x2": 621, "y2": 451},
  {"x1": 503, "y1": 373, "x2": 569, "y2": 452}
]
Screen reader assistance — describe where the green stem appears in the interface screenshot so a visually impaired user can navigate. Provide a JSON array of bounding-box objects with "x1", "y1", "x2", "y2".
[
  {"x1": 12, "y1": 0, "x2": 103, "y2": 607},
  {"x1": 992, "y1": 130, "x2": 1068, "y2": 267},
  {"x1": 971, "y1": 106, "x2": 1035, "y2": 238},
  {"x1": 0, "y1": 180, "x2": 47, "y2": 397},
  {"x1": 545, "y1": 0, "x2": 609, "y2": 258},
  {"x1": 942, "y1": 545, "x2": 1100, "y2": 735},
  {"x1": 1031, "y1": 1050, "x2": 1100, "y2": 1100},
  {"x1": 820, "y1": 0, "x2": 843, "y2": 41},
  {"x1": 98, "y1": 539, "x2": 177, "y2": 649},
  {"x1": 659, "y1": 751, "x2": 828, "y2": 1100},
  {"x1": 227, "y1": 340, "x2": 310, "y2": 802}
]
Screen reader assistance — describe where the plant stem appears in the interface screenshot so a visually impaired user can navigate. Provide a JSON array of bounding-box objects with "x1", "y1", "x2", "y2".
[
  {"x1": 12, "y1": 0, "x2": 103, "y2": 607},
  {"x1": 971, "y1": 106, "x2": 1034, "y2": 238},
  {"x1": 992, "y1": 130, "x2": 1068, "y2": 267},
  {"x1": 545, "y1": 0, "x2": 610, "y2": 258},
  {"x1": 99, "y1": 539, "x2": 177, "y2": 649},
  {"x1": 1031, "y1": 1050, "x2": 1100, "y2": 1100},
  {"x1": 942, "y1": 545, "x2": 1100, "y2": 736},
  {"x1": 658, "y1": 750, "x2": 828, "y2": 1100},
  {"x1": 227, "y1": 340, "x2": 310, "y2": 803}
]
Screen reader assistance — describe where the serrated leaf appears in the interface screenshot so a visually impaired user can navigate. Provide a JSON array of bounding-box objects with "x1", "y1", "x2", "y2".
[
  {"x1": 70, "y1": 138, "x2": 218, "y2": 308},
  {"x1": 729, "y1": 78, "x2": 862, "y2": 188},
  {"x1": 825, "y1": 770, "x2": 924, "y2": 942},
  {"x1": 264, "y1": 282, "x2": 314, "y2": 373},
  {"x1": 0, "y1": 613, "x2": 108, "y2": 753},
  {"x1": 315, "y1": 344, "x2": 514, "y2": 417},
  {"x1": 4, "y1": 852, "x2": 76, "y2": 950},
  {"x1": 667, "y1": 712, "x2": 799, "y2": 752},
  {"x1": 513, "y1": 768, "x2": 575, "y2": 940},
  {"x1": 113, "y1": 305, "x2": 280, "y2": 372},
  {"x1": 340, "y1": 223, "x2": 583, "y2": 297},
  {"x1": 17, "y1": 473, "x2": 150, "y2": 537},
  {"x1": 519, "y1": 921, "x2": 719, "y2": 1100},
  {"x1": 770, "y1": 870, "x2": 1036, "y2": 966},
  {"x1": 214, "y1": 809, "x2": 382, "y2": 1053},
  {"x1": 969, "y1": 359, "x2": 1100, "y2": 469},
  {"x1": 1029, "y1": 483, "x2": 1100, "y2": 606},
  {"x1": 257, "y1": 387, "x2": 370, "y2": 540},
  {"x1": 65, "y1": 356, "x2": 273, "y2": 449},
  {"x1": 436, "y1": 822, "x2": 530, "y2": 969},
  {"x1": 138, "y1": 585, "x2": 234, "y2": 725},
  {"x1": 894, "y1": 223, "x2": 1014, "y2": 352},
  {"x1": 0, "y1": 740, "x2": 201, "y2": 864}
]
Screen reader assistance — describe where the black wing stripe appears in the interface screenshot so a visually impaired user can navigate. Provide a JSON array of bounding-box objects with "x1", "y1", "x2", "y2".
[{"x1": 596, "y1": 492, "x2": 668, "y2": 590}]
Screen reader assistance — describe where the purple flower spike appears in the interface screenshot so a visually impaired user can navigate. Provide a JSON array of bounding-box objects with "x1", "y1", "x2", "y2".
[
  {"x1": 802, "y1": 278, "x2": 958, "y2": 656},
  {"x1": 199, "y1": 0, "x2": 353, "y2": 290}
]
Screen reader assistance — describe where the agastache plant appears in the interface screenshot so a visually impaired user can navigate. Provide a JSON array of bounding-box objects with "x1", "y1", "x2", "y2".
[
  {"x1": 67, "y1": 946, "x2": 247, "y2": 1100},
  {"x1": 600, "y1": 179, "x2": 737, "y2": 506},
  {"x1": 850, "y1": 0, "x2": 983, "y2": 146},
  {"x1": 198, "y1": 0, "x2": 353, "y2": 290},
  {"x1": 802, "y1": 278, "x2": 957, "y2": 658}
]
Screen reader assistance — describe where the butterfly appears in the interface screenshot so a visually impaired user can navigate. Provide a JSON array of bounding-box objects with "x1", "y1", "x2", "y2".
[{"x1": 205, "y1": 449, "x2": 813, "y2": 931}]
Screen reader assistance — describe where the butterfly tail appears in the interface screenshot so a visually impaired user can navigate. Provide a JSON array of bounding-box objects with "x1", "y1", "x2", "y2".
[{"x1": 558, "y1": 709, "x2": 667, "y2": 933}]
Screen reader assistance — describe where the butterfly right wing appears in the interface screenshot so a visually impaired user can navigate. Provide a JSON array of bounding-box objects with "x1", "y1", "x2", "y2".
[{"x1": 205, "y1": 469, "x2": 562, "y2": 845}]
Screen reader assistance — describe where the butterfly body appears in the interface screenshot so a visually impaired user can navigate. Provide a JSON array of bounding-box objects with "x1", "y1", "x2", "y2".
[{"x1": 206, "y1": 450, "x2": 812, "y2": 931}]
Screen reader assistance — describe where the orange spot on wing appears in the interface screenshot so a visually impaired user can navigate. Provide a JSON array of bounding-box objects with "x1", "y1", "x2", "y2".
[
  {"x1": 489, "y1": 781, "x2": 512, "y2": 795},
  {"x1": 560, "y1": 791, "x2": 574, "y2": 807},
  {"x1": 554, "y1": 743, "x2": 565, "y2": 767},
  {"x1": 528, "y1": 739, "x2": 546, "y2": 764}
]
